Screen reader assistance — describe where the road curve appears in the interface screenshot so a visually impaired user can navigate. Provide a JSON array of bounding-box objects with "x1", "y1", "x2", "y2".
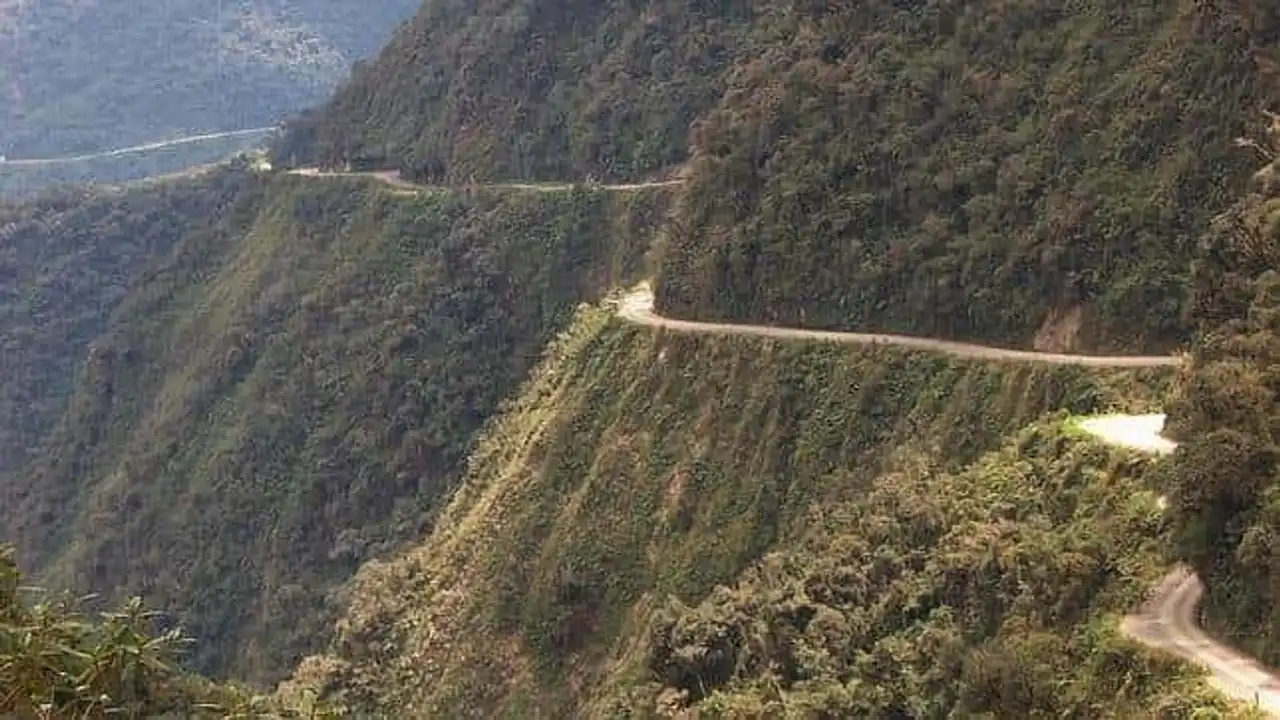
[
  {"x1": 1, "y1": 127, "x2": 278, "y2": 167},
  {"x1": 1077, "y1": 415, "x2": 1280, "y2": 716},
  {"x1": 285, "y1": 167, "x2": 684, "y2": 192},
  {"x1": 617, "y1": 283, "x2": 1181, "y2": 367}
]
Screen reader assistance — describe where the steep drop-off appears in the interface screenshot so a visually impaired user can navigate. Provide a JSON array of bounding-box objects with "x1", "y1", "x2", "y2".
[
  {"x1": 270, "y1": 302, "x2": 1255, "y2": 717},
  {"x1": 0, "y1": 170, "x2": 264, "y2": 482},
  {"x1": 1160, "y1": 113, "x2": 1280, "y2": 670},
  {"x1": 0, "y1": 171, "x2": 673, "y2": 685}
]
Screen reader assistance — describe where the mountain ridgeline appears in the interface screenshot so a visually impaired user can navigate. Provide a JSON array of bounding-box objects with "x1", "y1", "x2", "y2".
[{"x1": 0, "y1": 0, "x2": 1278, "y2": 716}]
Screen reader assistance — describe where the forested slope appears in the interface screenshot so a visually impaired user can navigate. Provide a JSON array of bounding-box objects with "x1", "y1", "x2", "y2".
[
  {"x1": 282, "y1": 1, "x2": 1280, "y2": 354},
  {"x1": 0, "y1": 169, "x2": 673, "y2": 685},
  {"x1": 273, "y1": 0, "x2": 752, "y2": 183},
  {"x1": 1161, "y1": 113, "x2": 1280, "y2": 669},
  {"x1": 276, "y1": 304, "x2": 1251, "y2": 717},
  {"x1": 0, "y1": 170, "x2": 261, "y2": 486},
  {"x1": 655, "y1": 1, "x2": 1280, "y2": 354}
]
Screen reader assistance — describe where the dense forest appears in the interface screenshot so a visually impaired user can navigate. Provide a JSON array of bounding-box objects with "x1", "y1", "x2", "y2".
[
  {"x1": 0, "y1": 170, "x2": 263, "y2": 488},
  {"x1": 655, "y1": 1, "x2": 1279, "y2": 353},
  {"x1": 0, "y1": 0, "x2": 1277, "y2": 715},
  {"x1": 1162, "y1": 112, "x2": 1280, "y2": 667},
  {"x1": 271, "y1": 0, "x2": 756, "y2": 181},
  {"x1": 0, "y1": 169, "x2": 673, "y2": 685}
]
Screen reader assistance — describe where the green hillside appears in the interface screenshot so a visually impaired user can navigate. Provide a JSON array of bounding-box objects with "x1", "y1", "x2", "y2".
[
  {"x1": 1161, "y1": 113, "x2": 1280, "y2": 667},
  {"x1": 0, "y1": 170, "x2": 264, "y2": 483},
  {"x1": 2, "y1": 170, "x2": 672, "y2": 685},
  {"x1": 0, "y1": 0, "x2": 1276, "y2": 715},
  {"x1": 282, "y1": 1, "x2": 1279, "y2": 355},
  {"x1": 275, "y1": 305, "x2": 1245, "y2": 717},
  {"x1": 653, "y1": 1, "x2": 1277, "y2": 354}
]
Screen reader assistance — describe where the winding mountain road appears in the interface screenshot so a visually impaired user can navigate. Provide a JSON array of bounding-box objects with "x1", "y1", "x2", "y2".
[
  {"x1": 1, "y1": 127, "x2": 278, "y2": 167},
  {"x1": 618, "y1": 283, "x2": 1180, "y2": 367},
  {"x1": 285, "y1": 167, "x2": 684, "y2": 192},
  {"x1": 1076, "y1": 415, "x2": 1280, "y2": 716},
  {"x1": 288, "y1": 167, "x2": 1274, "y2": 713}
]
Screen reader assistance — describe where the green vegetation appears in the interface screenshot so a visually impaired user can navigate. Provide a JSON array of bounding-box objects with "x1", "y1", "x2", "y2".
[
  {"x1": 273, "y1": 304, "x2": 1247, "y2": 716},
  {"x1": 283, "y1": 1, "x2": 1278, "y2": 355},
  {"x1": 0, "y1": 169, "x2": 265, "y2": 486},
  {"x1": 1, "y1": 171, "x2": 672, "y2": 686},
  {"x1": 0, "y1": 546, "x2": 269, "y2": 718},
  {"x1": 1162, "y1": 114, "x2": 1280, "y2": 668},
  {"x1": 0, "y1": 0, "x2": 419, "y2": 192},
  {"x1": 655, "y1": 1, "x2": 1278, "y2": 354},
  {"x1": 3, "y1": 0, "x2": 1278, "y2": 713},
  {"x1": 273, "y1": 0, "x2": 751, "y2": 182}
]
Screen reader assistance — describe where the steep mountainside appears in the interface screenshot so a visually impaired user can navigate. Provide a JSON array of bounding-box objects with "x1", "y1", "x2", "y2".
[
  {"x1": 654, "y1": 1, "x2": 1280, "y2": 354},
  {"x1": 0, "y1": 169, "x2": 672, "y2": 685},
  {"x1": 273, "y1": 0, "x2": 752, "y2": 182},
  {"x1": 2, "y1": 0, "x2": 1278, "y2": 714},
  {"x1": 281, "y1": 1, "x2": 1280, "y2": 355},
  {"x1": 0, "y1": 171, "x2": 261, "y2": 484},
  {"x1": 1162, "y1": 113, "x2": 1280, "y2": 668},
  {"x1": 276, "y1": 305, "x2": 1247, "y2": 717},
  {"x1": 0, "y1": 0, "x2": 418, "y2": 180}
]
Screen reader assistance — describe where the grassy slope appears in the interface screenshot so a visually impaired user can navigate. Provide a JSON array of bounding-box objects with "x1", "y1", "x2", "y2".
[
  {"x1": 2, "y1": 173, "x2": 673, "y2": 685},
  {"x1": 277, "y1": 303, "x2": 1253, "y2": 717}
]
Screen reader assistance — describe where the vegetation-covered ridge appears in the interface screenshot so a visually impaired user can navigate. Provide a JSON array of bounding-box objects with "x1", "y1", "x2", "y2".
[
  {"x1": 268, "y1": 298, "x2": 1255, "y2": 717},
  {"x1": 0, "y1": 168, "x2": 265, "y2": 488},
  {"x1": 1162, "y1": 111, "x2": 1280, "y2": 670},
  {"x1": 281, "y1": 0, "x2": 1279, "y2": 355},
  {"x1": 0, "y1": 170, "x2": 673, "y2": 686},
  {"x1": 654, "y1": 1, "x2": 1279, "y2": 355}
]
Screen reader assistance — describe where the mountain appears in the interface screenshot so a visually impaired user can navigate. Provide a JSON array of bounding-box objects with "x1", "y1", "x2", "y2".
[
  {"x1": 280, "y1": 1, "x2": 1278, "y2": 357},
  {"x1": 1, "y1": 0, "x2": 1278, "y2": 715},
  {"x1": 0, "y1": 0, "x2": 419, "y2": 192}
]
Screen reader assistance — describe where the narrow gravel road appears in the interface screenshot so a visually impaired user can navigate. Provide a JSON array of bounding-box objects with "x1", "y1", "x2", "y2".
[
  {"x1": 1072, "y1": 417, "x2": 1278, "y2": 716},
  {"x1": 618, "y1": 283, "x2": 1181, "y2": 367}
]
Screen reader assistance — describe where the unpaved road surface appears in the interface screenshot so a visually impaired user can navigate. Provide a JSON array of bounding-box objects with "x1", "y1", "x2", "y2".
[
  {"x1": 287, "y1": 167, "x2": 683, "y2": 192},
  {"x1": 1074, "y1": 415, "x2": 1277, "y2": 716},
  {"x1": 618, "y1": 283, "x2": 1180, "y2": 367}
]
